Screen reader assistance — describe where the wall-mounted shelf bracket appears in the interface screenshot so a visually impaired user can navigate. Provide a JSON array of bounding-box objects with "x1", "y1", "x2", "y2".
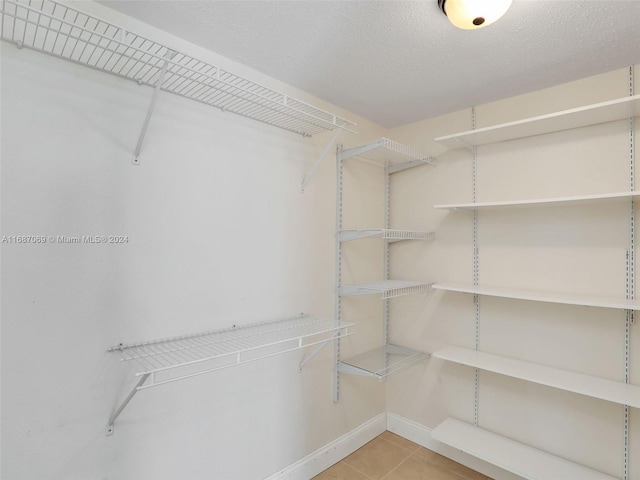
[
  {"x1": 387, "y1": 159, "x2": 433, "y2": 174},
  {"x1": 341, "y1": 139, "x2": 388, "y2": 161},
  {"x1": 301, "y1": 128, "x2": 344, "y2": 192},
  {"x1": 132, "y1": 50, "x2": 175, "y2": 165},
  {"x1": 298, "y1": 330, "x2": 341, "y2": 371},
  {"x1": 106, "y1": 372, "x2": 150, "y2": 436}
]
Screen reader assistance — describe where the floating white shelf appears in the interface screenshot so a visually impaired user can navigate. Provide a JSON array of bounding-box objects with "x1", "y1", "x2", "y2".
[
  {"x1": 434, "y1": 346, "x2": 640, "y2": 408},
  {"x1": 340, "y1": 280, "x2": 432, "y2": 299},
  {"x1": 434, "y1": 281, "x2": 640, "y2": 311},
  {"x1": 432, "y1": 418, "x2": 617, "y2": 480},
  {"x1": 341, "y1": 137, "x2": 434, "y2": 172},
  {"x1": 436, "y1": 94, "x2": 640, "y2": 149},
  {"x1": 106, "y1": 314, "x2": 352, "y2": 434},
  {"x1": 435, "y1": 190, "x2": 640, "y2": 211},
  {"x1": 0, "y1": 0, "x2": 355, "y2": 138},
  {"x1": 339, "y1": 344, "x2": 427, "y2": 380},
  {"x1": 339, "y1": 229, "x2": 435, "y2": 243}
]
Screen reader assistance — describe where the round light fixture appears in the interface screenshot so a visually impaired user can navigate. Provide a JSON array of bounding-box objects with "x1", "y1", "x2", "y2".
[{"x1": 438, "y1": 0, "x2": 513, "y2": 30}]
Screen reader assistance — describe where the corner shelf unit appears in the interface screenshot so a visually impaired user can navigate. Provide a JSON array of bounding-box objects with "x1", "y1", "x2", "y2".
[
  {"x1": 433, "y1": 346, "x2": 640, "y2": 408},
  {"x1": 339, "y1": 344, "x2": 427, "y2": 380},
  {"x1": 107, "y1": 314, "x2": 353, "y2": 435},
  {"x1": 432, "y1": 418, "x2": 617, "y2": 480},
  {"x1": 435, "y1": 94, "x2": 640, "y2": 149},
  {"x1": 0, "y1": 0, "x2": 355, "y2": 140},
  {"x1": 433, "y1": 282, "x2": 640, "y2": 311},
  {"x1": 340, "y1": 229, "x2": 434, "y2": 243},
  {"x1": 341, "y1": 137, "x2": 435, "y2": 172},
  {"x1": 433, "y1": 81, "x2": 639, "y2": 478},
  {"x1": 340, "y1": 280, "x2": 432, "y2": 300},
  {"x1": 334, "y1": 138, "x2": 433, "y2": 400}
]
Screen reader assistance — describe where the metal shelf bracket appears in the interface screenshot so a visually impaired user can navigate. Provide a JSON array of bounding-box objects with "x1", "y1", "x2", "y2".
[
  {"x1": 106, "y1": 373, "x2": 150, "y2": 436},
  {"x1": 132, "y1": 50, "x2": 175, "y2": 165},
  {"x1": 301, "y1": 128, "x2": 343, "y2": 192},
  {"x1": 299, "y1": 331, "x2": 342, "y2": 371}
]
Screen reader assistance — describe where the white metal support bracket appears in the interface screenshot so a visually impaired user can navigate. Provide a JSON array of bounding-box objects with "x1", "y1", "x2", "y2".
[
  {"x1": 132, "y1": 50, "x2": 176, "y2": 165},
  {"x1": 299, "y1": 330, "x2": 343, "y2": 371},
  {"x1": 106, "y1": 373, "x2": 150, "y2": 436},
  {"x1": 301, "y1": 128, "x2": 343, "y2": 192}
]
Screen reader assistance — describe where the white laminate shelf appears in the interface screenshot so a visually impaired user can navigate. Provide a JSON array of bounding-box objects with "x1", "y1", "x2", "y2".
[
  {"x1": 1, "y1": 0, "x2": 354, "y2": 138},
  {"x1": 106, "y1": 314, "x2": 353, "y2": 435},
  {"x1": 435, "y1": 94, "x2": 640, "y2": 149},
  {"x1": 341, "y1": 138, "x2": 434, "y2": 172},
  {"x1": 432, "y1": 418, "x2": 617, "y2": 480},
  {"x1": 340, "y1": 280, "x2": 432, "y2": 299},
  {"x1": 434, "y1": 281, "x2": 640, "y2": 311},
  {"x1": 338, "y1": 344, "x2": 427, "y2": 380},
  {"x1": 435, "y1": 190, "x2": 640, "y2": 211},
  {"x1": 433, "y1": 346, "x2": 640, "y2": 408},
  {"x1": 339, "y1": 229, "x2": 435, "y2": 243}
]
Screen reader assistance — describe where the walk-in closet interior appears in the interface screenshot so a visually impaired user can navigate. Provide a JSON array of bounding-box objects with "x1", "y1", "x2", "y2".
[{"x1": 2, "y1": 1, "x2": 640, "y2": 479}]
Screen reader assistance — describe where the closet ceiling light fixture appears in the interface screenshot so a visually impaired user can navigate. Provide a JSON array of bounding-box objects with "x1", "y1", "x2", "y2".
[{"x1": 438, "y1": 0, "x2": 513, "y2": 30}]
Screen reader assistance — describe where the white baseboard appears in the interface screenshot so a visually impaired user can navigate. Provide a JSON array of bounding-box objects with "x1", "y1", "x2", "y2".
[
  {"x1": 264, "y1": 412, "x2": 386, "y2": 480},
  {"x1": 265, "y1": 411, "x2": 520, "y2": 480},
  {"x1": 386, "y1": 413, "x2": 521, "y2": 480}
]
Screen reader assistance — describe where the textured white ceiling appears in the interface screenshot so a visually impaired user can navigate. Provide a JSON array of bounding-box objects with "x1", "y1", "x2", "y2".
[{"x1": 99, "y1": 0, "x2": 640, "y2": 128}]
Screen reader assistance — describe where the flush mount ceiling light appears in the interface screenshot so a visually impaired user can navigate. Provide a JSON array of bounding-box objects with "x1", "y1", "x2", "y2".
[{"x1": 438, "y1": 0, "x2": 513, "y2": 30}]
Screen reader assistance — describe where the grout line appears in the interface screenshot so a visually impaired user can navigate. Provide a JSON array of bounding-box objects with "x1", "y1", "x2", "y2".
[
  {"x1": 338, "y1": 461, "x2": 376, "y2": 480},
  {"x1": 379, "y1": 448, "x2": 419, "y2": 480}
]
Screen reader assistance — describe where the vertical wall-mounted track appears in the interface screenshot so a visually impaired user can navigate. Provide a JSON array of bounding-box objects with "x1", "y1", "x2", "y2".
[
  {"x1": 384, "y1": 161, "x2": 391, "y2": 346},
  {"x1": 624, "y1": 65, "x2": 635, "y2": 480},
  {"x1": 472, "y1": 107, "x2": 480, "y2": 427},
  {"x1": 334, "y1": 145, "x2": 344, "y2": 402}
]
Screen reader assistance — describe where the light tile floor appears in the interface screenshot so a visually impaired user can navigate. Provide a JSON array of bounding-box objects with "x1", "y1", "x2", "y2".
[{"x1": 312, "y1": 431, "x2": 492, "y2": 480}]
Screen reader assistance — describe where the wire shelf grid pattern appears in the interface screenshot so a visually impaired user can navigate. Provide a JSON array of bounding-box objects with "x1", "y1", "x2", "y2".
[
  {"x1": 109, "y1": 315, "x2": 353, "y2": 386},
  {"x1": 340, "y1": 229, "x2": 435, "y2": 242},
  {"x1": 1, "y1": 0, "x2": 355, "y2": 137},
  {"x1": 379, "y1": 138, "x2": 435, "y2": 162},
  {"x1": 341, "y1": 137, "x2": 435, "y2": 165},
  {"x1": 340, "y1": 280, "x2": 432, "y2": 299}
]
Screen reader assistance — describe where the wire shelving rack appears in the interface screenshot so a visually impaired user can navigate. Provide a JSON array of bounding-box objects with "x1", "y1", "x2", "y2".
[
  {"x1": 0, "y1": 0, "x2": 356, "y2": 138},
  {"x1": 338, "y1": 344, "x2": 427, "y2": 380},
  {"x1": 106, "y1": 314, "x2": 353, "y2": 435},
  {"x1": 339, "y1": 280, "x2": 432, "y2": 300},
  {"x1": 339, "y1": 229, "x2": 435, "y2": 243}
]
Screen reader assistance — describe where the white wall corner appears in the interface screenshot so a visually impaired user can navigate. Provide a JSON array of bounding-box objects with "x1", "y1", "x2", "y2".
[
  {"x1": 385, "y1": 413, "x2": 521, "y2": 480},
  {"x1": 263, "y1": 412, "x2": 386, "y2": 480}
]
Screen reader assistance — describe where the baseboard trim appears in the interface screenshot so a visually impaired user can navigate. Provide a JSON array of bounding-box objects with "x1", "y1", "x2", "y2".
[
  {"x1": 264, "y1": 412, "x2": 386, "y2": 480},
  {"x1": 386, "y1": 412, "x2": 520, "y2": 480}
]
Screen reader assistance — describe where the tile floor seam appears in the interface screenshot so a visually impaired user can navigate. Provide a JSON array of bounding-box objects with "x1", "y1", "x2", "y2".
[
  {"x1": 340, "y1": 460, "x2": 376, "y2": 480},
  {"x1": 340, "y1": 457, "x2": 382, "y2": 480},
  {"x1": 377, "y1": 446, "x2": 419, "y2": 480}
]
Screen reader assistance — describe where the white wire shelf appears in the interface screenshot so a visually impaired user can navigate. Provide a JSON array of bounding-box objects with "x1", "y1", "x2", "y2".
[
  {"x1": 106, "y1": 314, "x2": 352, "y2": 435},
  {"x1": 340, "y1": 280, "x2": 432, "y2": 299},
  {"x1": 339, "y1": 344, "x2": 427, "y2": 380},
  {"x1": 432, "y1": 418, "x2": 617, "y2": 480},
  {"x1": 435, "y1": 190, "x2": 640, "y2": 211},
  {"x1": 339, "y1": 229, "x2": 435, "y2": 243},
  {"x1": 0, "y1": 0, "x2": 355, "y2": 138},
  {"x1": 341, "y1": 138, "x2": 434, "y2": 171},
  {"x1": 434, "y1": 346, "x2": 640, "y2": 408},
  {"x1": 110, "y1": 314, "x2": 352, "y2": 386},
  {"x1": 436, "y1": 94, "x2": 640, "y2": 150},
  {"x1": 434, "y1": 281, "x2": 640, "y2": 311}
]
